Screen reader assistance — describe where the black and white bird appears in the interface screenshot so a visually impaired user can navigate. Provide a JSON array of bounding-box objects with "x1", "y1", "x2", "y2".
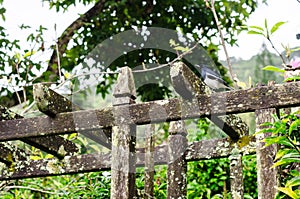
[{"x1": 195, "y1": 64, "x2": 232, "y2": 91}]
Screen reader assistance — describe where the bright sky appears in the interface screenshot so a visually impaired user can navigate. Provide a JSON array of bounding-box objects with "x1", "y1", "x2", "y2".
[
  {"x1": 2, "y1": 1, "x2": 91, "y2": 52},
  {"x1": 2, "y1": 0, "x2": 300, "y2": 61},
  {"x1": 222, "y1": 0, "x2": 300, "y2": 60}
]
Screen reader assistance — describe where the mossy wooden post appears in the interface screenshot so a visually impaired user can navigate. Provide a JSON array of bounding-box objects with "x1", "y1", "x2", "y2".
[
  {"x1": 111, "y1": 67, "x2": 137, "y2": 199},
  {"x1": 255, "y1": 108, "x2": 278, "y2": 198},
  {"x1": 144, "y1": 124, "x2": 155, "y2": 199},
  {"x1": 167, "y1": 120, "x2": 188, "y2": 199},
  {"x1": 229, "y1": 150, "x2": 244, "y2": 199}
]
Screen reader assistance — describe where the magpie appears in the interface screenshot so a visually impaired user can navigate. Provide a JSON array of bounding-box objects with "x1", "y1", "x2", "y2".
[{"x1": 195, "y1": 64, "x2": 232, "y2": 91}]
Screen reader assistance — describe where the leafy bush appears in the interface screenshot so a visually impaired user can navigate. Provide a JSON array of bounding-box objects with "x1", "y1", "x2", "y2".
[{"x1": 257, "y1": 111, "x2": 300, "y2": 198}]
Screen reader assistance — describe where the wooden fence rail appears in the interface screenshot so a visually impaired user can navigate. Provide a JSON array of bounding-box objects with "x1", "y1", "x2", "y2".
[{"x1": 1, "y1": 63, "x2": 300, "y2": 198}]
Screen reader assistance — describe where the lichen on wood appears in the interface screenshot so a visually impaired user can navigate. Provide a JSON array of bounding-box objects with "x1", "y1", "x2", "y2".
[
  {"x1": 167, "y1": 121, "x2": 187, "y2": 199},
  {"x1": 144, "y1": 124, "x2": 155, "y2": 199},
  {"x1": 111, "y1": 67, "x2": 137, "y2": 199},
  {"x1": 255, "y1": 108, "x2": 279, "y2": 198},
  {"x1": 2, "y1": 81, "x2": 300, "y2": 142},
  {"x1": 0, "y1": 142, "x2": 28, "y2": 166},
  {"x1": 34, "y1": 83, "x2": 112, "y2": 149},
  {"x1": 229, "y1": 146, "x2": 244, "y2": 199},
  {"x1": 33, "y1": 83, "x2": 81, "y2": 117},
  {"x1": 0, "y1": 105, "x2": 79, "y2": 158},
  {"x1": 170, "y1": 62, "x2": 248, "y2": 141}
]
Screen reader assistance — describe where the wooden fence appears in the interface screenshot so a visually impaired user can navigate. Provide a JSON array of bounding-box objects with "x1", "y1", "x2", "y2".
[{"x1": 1, "y1": 62, "x2": 300, "y2": 198}]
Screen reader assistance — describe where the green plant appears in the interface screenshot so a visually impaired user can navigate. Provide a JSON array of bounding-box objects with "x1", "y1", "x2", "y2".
[
  {"x1": 257, "y1": 111, "x2": 300, "y2": 198},
  {"x1": 247, "y1": 19, "x2": 286, "y2": 63},
  {"x1": 246, "y1": 19, "x2": 300, "y2": 82}
]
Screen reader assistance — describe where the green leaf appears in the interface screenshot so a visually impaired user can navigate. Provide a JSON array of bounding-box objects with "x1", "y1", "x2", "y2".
[
  {"x1": 284, "y1": 76, "x2": 300, "y2": 82},
  {"x1": 247, "y1": 30, "x2": 264, "y2": 36},
  {"x1": 68, "y1": 133, "x2": 78, "y2": 140},
  {"x1": 286, "y1": 176, "x2": 300, "y2": 187},
  {"x1": 290, "y1": 170, "x2": 300, "y2": 177},
  {"x1": 276, "y1": 187, "x2": 300, "y2": 199},
  {"x1": 264, "y1": 136, "x2": 293, "y2": 147},
  {"x1": 291, "y1": 47, "x2": 300, "y2": 53},
  {"x1": 273, "y1": 156, "x2": 300, "y2": 167},
  {"x1": 264, "y1": 18, "x2": 268, "y2": 30},
  {"x1": 173, "y1": 46, "x2": 190, "y2": 52},
  {"x1": 262, "y1": 65, "x2": 285, "y2": 73},
  {"x1": 14, "y1": 52, "x2": 21, "y2": 64},
  {"x1": 0, "y1": 7, "x2": 5, "y2": 21},
  {"x1": 23, "y1": 50, "x2": 36, "y2": 58},
  {"x1": 275, "y1": 149, "x2": 296, "y2": 161},
  {"x1": 264, "y1": 19, "x2": 270, "y2": 38},
  {"x1": 271, "y1": 21, "x2": 286, "y2": 34},
  {"x1": 289, "y1": 119, "x2": 300, "y2": 135},
  {"x1": 281, "y1": 152, "x2": 300, "y2": 159},
  {"x1": 249, "y1": 25, "x2": 264, "y2": 31},
  {"x1": 169, "y1": 39, "x2": 177, "y2": 47}
]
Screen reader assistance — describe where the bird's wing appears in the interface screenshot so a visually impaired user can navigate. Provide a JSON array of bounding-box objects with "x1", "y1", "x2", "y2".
[
  {"x1": 206, "y1": 73, "x2": 229, "y2": 85},
  {"x1": 204, "y1": 68, "x2": 231, "y2": 88}
]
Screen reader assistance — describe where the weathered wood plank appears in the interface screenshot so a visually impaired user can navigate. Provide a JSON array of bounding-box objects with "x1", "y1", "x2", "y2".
[
  {"x1": 33, "y1": 83, "x2": 112, "y2": 149},
  {"x1": 0, "y1": 142, "x2": 28, "y2": 165},
  {"x1": 144, "y1": 124, "x2": 155, "y2": 199},
  {"x1": 1, "y1": 81, "x2": 300, "y2": 141},
  {"x1": 0, "y1": 152, "x2": 111, "y2": 180},
  {"x1": 33, "y1": 83, "x2": 81, "y2": 117},
  {"x1": 167, "y1": 121, "x2": 187, "y2": 199},
  {"x1": 0, "y1": 137, "x2": 255, "y2": 180},
  {"x1": 0, "y1": 105, "x2": 79, "y2": 158},
  {"x1": 0, "y1": 108, "x2": 113, "y2": 141},
  {"x1": 170, "y1": 62, "x2": 206, "y2": 100},
  {"x1": 111, "y1": 67, "x2": 136, "y2": 199},
  {"x1": 185, "y1": 138, "x2": 232, "y2": 160},
  {"x1": 129, "y1": 81, "x2": 300, "y2": 124},
  {"x1": 255, "y1": 108, "x2": 279, "y2": 198},
  {"x1": 0, "y1": 145, "x2": 166, "y2": 180}
]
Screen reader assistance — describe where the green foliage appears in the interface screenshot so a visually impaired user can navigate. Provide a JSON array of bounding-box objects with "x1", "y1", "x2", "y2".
[
  {"x1": 247, "y1": 19, "x2": 286, "y2": 40},
  {"x1": 186, "y1": 119, "x2": 258, "y2": 198},
  {"x1": 186, "y1": 156, "x2": 257, "y2": 199},
  {"x1": 0, "y1": 20, "x2": 47, "y2": 106},
  {"x1": 0, "y1": 171, "x2": 111, "y2": 198},
  {"x1": 0, "y1": 0, "x2": 261, "y2": 106},
  {"x1": 245, "y1": 19, "x2": 300, "y2": 85},
  {"x1": 187, "y1": 158, "x2": 230, "y2": 198},
  {"x1": 257, "y1": 111, "x2": 300, "y2": 198}
]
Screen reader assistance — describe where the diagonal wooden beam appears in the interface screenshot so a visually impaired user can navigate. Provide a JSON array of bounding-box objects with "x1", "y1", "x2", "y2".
[
  {"x1": 0, "y1": 105, "x2": 79, "y2": 158},
  {"x1": 0, "y1": 142, "x2": 28, "y2": 165},
  {"x1": 33, "y1": 83, "x2": 112, "y2": 149},
  {"x1": 170, "y1": 62, "x2": 248, "y2": 141}
]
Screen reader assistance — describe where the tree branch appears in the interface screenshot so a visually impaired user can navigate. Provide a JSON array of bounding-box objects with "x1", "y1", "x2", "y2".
[{"x1": 48, "y1": 0, "x2": 106, "y2": 74}]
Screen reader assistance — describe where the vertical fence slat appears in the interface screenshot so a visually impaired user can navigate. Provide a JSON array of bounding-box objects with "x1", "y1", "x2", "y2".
[
  {"x1": 167, "y1": 121, "x2": 188, "y2": 199},
  {"x1": 255, "y1": 108, "x2": 279, "y2": 199},
  {"x1": 230, "y1": 152, "x2": 244, "y2": 199},
  {"x1": 111, "y1": 67, "x2": 137, "y2": 199},
  {"x1": 144, "y1": 124, "x2": 155, "y2": 199}
]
